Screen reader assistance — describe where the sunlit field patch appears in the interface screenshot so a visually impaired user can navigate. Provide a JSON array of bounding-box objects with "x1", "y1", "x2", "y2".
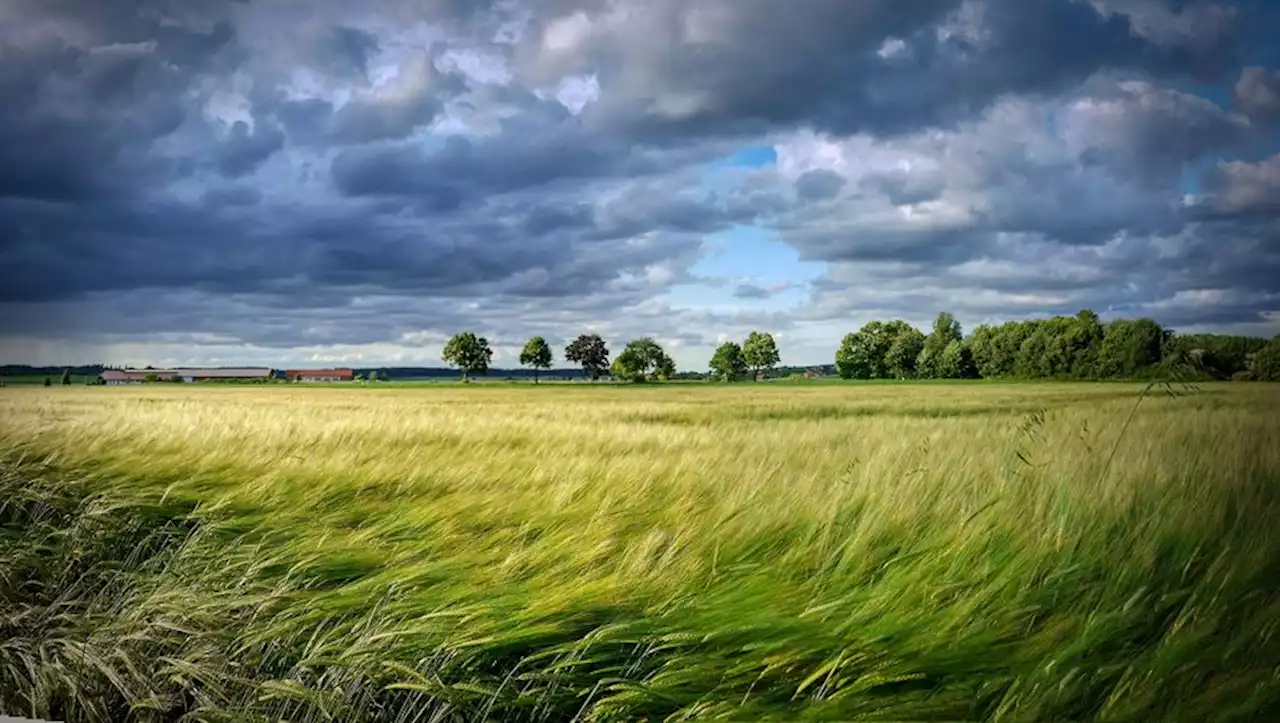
[{"x1": 2, "y1": 382, "x2": 1279, "y2": 721}]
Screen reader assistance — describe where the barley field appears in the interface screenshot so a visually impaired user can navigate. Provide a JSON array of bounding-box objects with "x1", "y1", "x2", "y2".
[{"x1": 2, "y1": 382, "x2": 1279, "y2": 722}]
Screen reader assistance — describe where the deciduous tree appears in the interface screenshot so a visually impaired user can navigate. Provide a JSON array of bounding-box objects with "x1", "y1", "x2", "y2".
[
  {"x1": 1099, "y1": 318, "x2": 1167, "y2": 378},
  {"x1": 565, "y1": 334, "x2": 610, "y2": 380},
  {"x1": 835, "y1": 329, "x2": 875, "y2": 380},
  {"x1": 743, "y1": 331, "x2": 780, "y2": 381},
  {"x1": 613, "y1": 337, "x2": 672, "y2": 383},
  {"x1": 709, "y1": 341, "x2": 747, "y2": 382},
  {"x1": 936, "y1": 340, "x2": 978, "y2": 379},
  {"x1": 1249, "y1": 338, "x2": 1280, "y2": 381},
  {"x1": 655, "y1": 352, "x2": 676, "y2": 381},
  {"x1": 519, "y1": 336, "x2": 554, "y2": 384},
  {"x1": 917, "y1": 312, "x2": 963, "y2": 378},
  {"x1": 442, "y1": 332, "x2": 494, "y2": 382},
  {"x1": 884, "y1": 322, "x2": 926, "y2": 379}
]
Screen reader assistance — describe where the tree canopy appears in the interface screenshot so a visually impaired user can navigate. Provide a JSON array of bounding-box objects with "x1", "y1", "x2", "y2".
[
  {"x1": 612, "y1": 338, "x2": 675, "y2": 383},
  {"x1": 916, "y1": 312, "x2": 963, "y2": 379},
  {"x1": 442, "y1": 332, "x2": 493, "y2": 381},
  {"x1": 743, "y1": 331, "x2": 780, "y2": 381},
  {"x1": 519, "y1": 336, "x2": 553, "y2": 383},
  {"x1": 709, "y1": 341, "x2": 747, "y2": 382},
  {"x1": 1250, "y1": 338, "x2": 1280, "y2": 381},
  {"x1": 565, "y1": 334, "x2": 610, "y2": 380},
  {"x1": 829, "y1": 308, "x2": 1280, "y2": 383},
  {"x1": 836, "y1": 320, "x2": 925, "y2": 380}
]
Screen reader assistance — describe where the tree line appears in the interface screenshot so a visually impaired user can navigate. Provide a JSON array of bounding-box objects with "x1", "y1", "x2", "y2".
[
  {"x1": 835, "y1": 310, "x2": 1280, "y2": 382},
  {"x1": 441, "y1": 331, "x2": 782, "y2": 382},
  {"x1": 443, "y1": 310, "x2": 1280, "y2": 383}
]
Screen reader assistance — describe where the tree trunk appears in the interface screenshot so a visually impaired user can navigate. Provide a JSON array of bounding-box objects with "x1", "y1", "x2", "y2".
[{"x1": 535, "y1": 369, "x2": 539, "y2": 384}]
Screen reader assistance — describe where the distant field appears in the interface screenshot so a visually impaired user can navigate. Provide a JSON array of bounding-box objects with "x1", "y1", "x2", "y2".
[
  {"x1": 3, "y1": 383, "x2": 1279, "y2": 721},
  {"x1": 0, "y1": 374, "x2": 96, "y2": 386}
]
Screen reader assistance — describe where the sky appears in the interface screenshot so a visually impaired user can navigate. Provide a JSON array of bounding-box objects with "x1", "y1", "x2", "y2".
[{"x1": 1, "y1": 0, "x2": 1278, "y2": 370}]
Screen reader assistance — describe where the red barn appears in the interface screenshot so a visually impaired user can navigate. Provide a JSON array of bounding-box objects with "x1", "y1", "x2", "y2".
[{"x1": 285, "y1": 368, "x2": 355, "y2": 382}]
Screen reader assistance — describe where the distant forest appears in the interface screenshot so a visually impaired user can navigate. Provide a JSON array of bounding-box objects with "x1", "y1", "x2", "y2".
[
  {"x1": 3, "y1": 309, "x2": 1279, "y2": 383},
  {"x1": 835, "y1": 310, "x2": 1279, "y2": 382}
]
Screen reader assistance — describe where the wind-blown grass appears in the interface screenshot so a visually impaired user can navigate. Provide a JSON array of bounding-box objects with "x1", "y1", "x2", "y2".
[{"x1": 2, "y1": 382, "x2": 1279, "y2": 721}]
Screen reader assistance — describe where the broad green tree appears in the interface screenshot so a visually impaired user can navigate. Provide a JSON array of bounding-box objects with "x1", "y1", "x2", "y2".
[
  {"x1": 1098, "y1": 318, "x2": 1167, "y2": 378},
  {"x1": 917, "y1": 312, "x2": 963, "y2": 378},
  {"x1": 519, "y1": 336, "x2": 554, "y2": 384},
  {"x1": 565, "y1": 334, "x2": 610, "y2": 381},
  {"x1": 836, "y1": 322, "x2": 887, "y2": 379},
  {"x1": 610, "y1": 355, "x2": 635, "y2": 382},
  {"x1": 1167, "y1": 332, "x2": 1267, "y2": 379},
  {"x1": 743, "y1": 331, "x2": 780, "y2": 381},
  {"x1": 936, "y1": 340, "x2": 978, "y2": 379},
  {"x1": 655, "y1": 352, "x2": 676, "y2": 381},
  {"x1": 709, "y1": 341, "x2": 748, "y2": 381},
  {"x1": 1249, "y1": 338, "x2": 1280, "y2": 381},
  {"x1": 612, "y1": 337, "x2": 672, "y2": 383},
  {"x1": 837, "y1": 321, "x2": 923, "y2": 379},
  {"x1": 835, "y1": 330, "x2": 875, "y2": 379},
  {"x1": 442, "y1": 332, "x2": 494, "y2": 382},
  {"x1": 884, "y1": 322, "x2": 926, "y2": 379}
]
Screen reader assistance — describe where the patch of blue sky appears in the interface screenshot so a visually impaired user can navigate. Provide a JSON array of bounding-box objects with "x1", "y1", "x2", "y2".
[
  {"x1": 693, "y1": 144, "x2": 778, "y2": 195},
  {"x1": 662, "y1": 225, "x2": 824, "y2": 311},
  {"x1": 720, "y1": 145, "x2": 777, "y2": 168},
  {"x1": 691, "y1": 225, "x2": 818, "y2": 279}
]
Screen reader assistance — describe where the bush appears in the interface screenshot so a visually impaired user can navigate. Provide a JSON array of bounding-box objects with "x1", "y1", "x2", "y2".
[{"x1": 1250, "y1": 339, "x2": 1280, "y2": 382}]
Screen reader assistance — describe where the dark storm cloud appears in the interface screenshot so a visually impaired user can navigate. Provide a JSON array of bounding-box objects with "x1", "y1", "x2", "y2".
[
  {"x1": 769, "y1": 76, "x2": 1255, "y2": 275},
  {"x1": 215, "y1": 119, "x2": 286, "y2": 177},
  {"x1": 797, "y1": 210, "x2": 1280, "y2": 330},
  {"x1": 203, "y1": 186, "x2": 264, "y2": 207},
  {"x1": 329, "y1": 112, "x2": 730, "y2": 208},
  {"x1": 858, "y1": 172, "x2": 944, "y2": 206},
  {"x1": 520, "y1": 0, "x2": 1243, "y2": 141},
  {"x1": 326, "y1": 58, "x2": 464, "y2": 143},
  {"x1": 1233, "y1": 66, "x2": 1280, "y2": 122},
  {"x1": 1197, "y1": 154, "x2": 1280, "y2": 217},
  {"x1": 794, "y1": 170, "x2": 846, "y2": 202},
  {"x1": 0, "y1": 37, "x2": 204, "y2": 201},
  {"x1": 318, "y1": 26, "x2": 380, "y2": 77}
]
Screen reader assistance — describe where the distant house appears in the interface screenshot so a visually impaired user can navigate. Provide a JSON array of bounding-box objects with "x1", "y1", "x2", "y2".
[
  {"x1": 284, "y1": 368, "x2": 355, "y2": 383},
  {"x1": 102, "y1": 368, "x2": 273, "y2": 385}
]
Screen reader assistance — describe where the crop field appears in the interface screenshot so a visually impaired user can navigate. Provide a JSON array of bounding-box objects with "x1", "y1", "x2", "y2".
[
  {"x1": 3, "y1": 382, "x2": 1280, "y2": 722},
  {"x1": 0, "y1": 374, "x2": 97, "y2": 386}
]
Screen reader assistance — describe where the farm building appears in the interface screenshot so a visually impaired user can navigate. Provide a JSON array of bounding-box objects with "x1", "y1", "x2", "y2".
[
  {"x1": 284, "y1": 368, "x2": 355, "y2": 382},
  {"x1": 102, "y1": 368, "x2": 274, "y2": 385}
]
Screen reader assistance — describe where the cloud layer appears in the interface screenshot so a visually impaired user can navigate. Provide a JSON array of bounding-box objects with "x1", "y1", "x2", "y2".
[{"x1": 1, "y1": 0, "x2": 1277, "y2": 368}]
